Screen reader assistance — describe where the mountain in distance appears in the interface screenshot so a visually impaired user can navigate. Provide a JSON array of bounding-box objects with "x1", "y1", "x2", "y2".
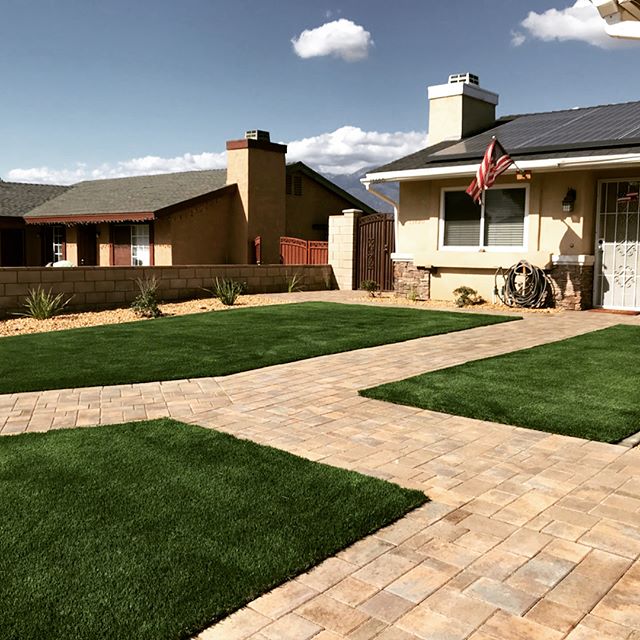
[{"x1": 324, "y1": 165, "x2": 398, "y2": 213}]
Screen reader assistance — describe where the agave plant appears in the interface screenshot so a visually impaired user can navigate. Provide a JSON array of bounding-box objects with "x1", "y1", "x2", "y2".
[
  {"x1": 206, "y1": 278, "x2": 247, "y2": 306},
  {"x1": 16, "y1": 287, "x2": 73, "y2": 320}
]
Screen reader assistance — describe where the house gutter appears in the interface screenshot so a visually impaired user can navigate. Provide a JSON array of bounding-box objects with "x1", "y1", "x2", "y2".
[
  {"x1": 364, "y1": 152, "x2": 640, "y2": 184},
  {"x1": 362, "y1": 181, "x2": 400, "y2": 257}
]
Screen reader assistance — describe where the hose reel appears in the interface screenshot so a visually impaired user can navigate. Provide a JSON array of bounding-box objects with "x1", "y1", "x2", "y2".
[{"x1": 495, "y1": 260, "x2": 553, "y2": 308}]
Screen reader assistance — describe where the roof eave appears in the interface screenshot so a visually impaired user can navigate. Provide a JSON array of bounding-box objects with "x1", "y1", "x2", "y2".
[
  {"x1": 24, "y1": 211, "x2": 156, "y2": 225},
  {"x1": 363, "y1": 152, "x2": 640, "y2": 183}
]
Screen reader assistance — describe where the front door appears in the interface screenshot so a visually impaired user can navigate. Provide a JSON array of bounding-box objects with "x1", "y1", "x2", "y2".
[
  {"x1": 77, "y1": 225, "x2": 97, "y2": 266},
  {"x1": 112, "y1": 226, "x2": 132, "y2": 266},
  {"x1": 595, "y1": 179, "x2": 640, "y2": 310}
]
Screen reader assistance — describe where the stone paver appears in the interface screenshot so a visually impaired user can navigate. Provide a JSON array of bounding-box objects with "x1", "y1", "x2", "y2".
[{"x1": 1, "y1": 300, "x2": 639, "y2": 640}]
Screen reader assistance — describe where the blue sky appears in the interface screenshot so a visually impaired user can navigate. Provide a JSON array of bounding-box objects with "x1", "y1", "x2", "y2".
[{"x1": 1, "y1": 0, "x2": 639, "y2": 182}]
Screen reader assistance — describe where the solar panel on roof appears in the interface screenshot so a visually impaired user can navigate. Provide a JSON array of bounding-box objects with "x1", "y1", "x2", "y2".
[{"x1": 431, "y1": 101, "x2": 640, "y2": 159}]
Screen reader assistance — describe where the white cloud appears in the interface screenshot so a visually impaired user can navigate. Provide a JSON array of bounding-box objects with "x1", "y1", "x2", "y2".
[
  {"x1": 286, "y1": 126, "x2": 425, "y2": 174},
  {"x1": 511, "y1": 30, "x2": 526, "y2": 47},
  {"x1": 517, "y1": 0, "x2": 619, "y2": 48},
  {"x1": 7, "y1": 151, "x2": 227, "y2": 185},
  {"x1": 5, "y1": 127, "x2": 426, "y2": 184},
  {"x1": 291, "y1": 19, "x2": 373, "y2": 62}
]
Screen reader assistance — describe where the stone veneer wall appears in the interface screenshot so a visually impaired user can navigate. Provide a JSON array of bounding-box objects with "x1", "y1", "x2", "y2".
[
  {"x1": 548, "y1": 263, "x2": 594, "y2": 311},
  {"x1": 0, "y1": 264, "x2": 335, "y2": 317},
  {"x1": 393, "y1": 261, "x2": 431, "y2": 300},
  {"x1": 393, "y1": 259, "x2": 594, "y2": 310}
]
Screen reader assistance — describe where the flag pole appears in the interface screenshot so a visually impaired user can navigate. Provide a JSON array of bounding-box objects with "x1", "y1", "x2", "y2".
[{"x1": 491, "y1": 135, "x2": 527, "y2": 178}]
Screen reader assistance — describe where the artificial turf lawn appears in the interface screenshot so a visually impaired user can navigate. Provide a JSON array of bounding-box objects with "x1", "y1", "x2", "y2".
[
  {"x1": 0, "y1": 418, "x2": 426, "y2": 640},
  {"x1": 361, "y1": 324, "x2": 640, "y2": 443},
  {"x1": 0, "y1": 301, "x2": 515, "y2": 393}
]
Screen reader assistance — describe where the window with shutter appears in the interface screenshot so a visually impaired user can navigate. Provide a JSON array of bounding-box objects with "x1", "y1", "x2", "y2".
[
  {"x1": 443, "y1": 191, "x2": 481, "y2": 246},
  {"x1": 442, "y1": 186, "x2": 527, "y2": 249},
  {"x1": 484, "y1": 189, "x2": 526, "y2": 247}
]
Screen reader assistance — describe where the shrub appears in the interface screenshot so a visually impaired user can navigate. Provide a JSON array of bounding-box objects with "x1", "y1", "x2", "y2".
[
  {"x1": 406, "y1": 285, "x2": 420, "y2": 303},
  {"x1": 208, "y1": 278, "x2": 246, "y2": 306},
  {"x1": 16, "y1": 287, "x2": 73, "y2": 320},
  {"x1": 453, "y1": 286, "x2": 483, "y2": 307},
  {"x1": 131, "y1": 276, "x2": 162, "y2": 318},
  {"x1": 360, "y1": 280, "x2": 380, "y2": 298},
  {"x1": 286, "y1": 272, "x2": 303, "y2": 293}
]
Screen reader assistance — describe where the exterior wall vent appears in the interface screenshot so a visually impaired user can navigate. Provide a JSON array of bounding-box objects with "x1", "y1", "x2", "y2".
[
  {"x1": 448, "y1": 73, "x2": 479, "y2": 86},
  {"x1": 245, "y1": 130, "x2": 271, "y2": 142}
]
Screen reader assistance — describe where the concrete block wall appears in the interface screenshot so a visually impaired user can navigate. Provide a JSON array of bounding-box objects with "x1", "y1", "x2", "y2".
[
  {"x1": 0, "y1": 264, "x2": 335, "y2": 317},
  {"x1": 328, "y1": 209, "x2": 361, "y2": 290}
]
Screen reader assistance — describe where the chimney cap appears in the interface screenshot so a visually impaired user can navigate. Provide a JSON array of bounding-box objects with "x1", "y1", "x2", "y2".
[
  {"x1": 448, "y1": 73, "x2": 479, "y2": 86},
  {"x1": 245, "y1": 130, "x2": 271, "y2": 142}
]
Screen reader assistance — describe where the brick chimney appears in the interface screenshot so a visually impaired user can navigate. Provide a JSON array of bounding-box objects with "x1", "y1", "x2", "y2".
[
  {"x1": 427, "y1": 73, "x2": 498, "y2": 146},
  {"x1": 226, "y1": 130, "x2": 287, "y2": 264}
]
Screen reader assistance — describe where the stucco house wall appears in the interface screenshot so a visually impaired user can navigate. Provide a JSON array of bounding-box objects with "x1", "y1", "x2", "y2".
[
  {"x1": 285, "y1": 173, "x2": 358, "y2": 241},
  {"x1": 396, "y1": 166, "x2": 640, "y2": 303}
]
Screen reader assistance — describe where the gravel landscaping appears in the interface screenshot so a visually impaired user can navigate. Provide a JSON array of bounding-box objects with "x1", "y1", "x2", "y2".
[{"x1": 0, "y1": 294, "x2": 284, "y2": 337}]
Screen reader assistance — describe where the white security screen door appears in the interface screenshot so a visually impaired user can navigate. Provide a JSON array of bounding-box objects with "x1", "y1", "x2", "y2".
[{"x1": 595, "y1": 180, "x2": 640, "y2": 309}]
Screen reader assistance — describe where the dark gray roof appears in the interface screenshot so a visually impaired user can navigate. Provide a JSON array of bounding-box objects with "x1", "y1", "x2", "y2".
[
  {"x1": 375, "y1": 100, "x2": 640, "y2": 174},
  {"x1": 25, "y1": 170, "x2": 228, "y2": 219},
  {"x1": 0, "y1": 181, "x2": 69, "y2": 218}
]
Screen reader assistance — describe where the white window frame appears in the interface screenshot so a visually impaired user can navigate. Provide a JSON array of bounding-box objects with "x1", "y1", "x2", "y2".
[
  {"x1": 438, "y1": 183, "x2": 529, "y2": 252},
  {"x1": 52, "y1": 226, "x2": 65, "y2": 262},
  {"x1": 131, "y1": 224, "x2": 151, "y2": 266}
]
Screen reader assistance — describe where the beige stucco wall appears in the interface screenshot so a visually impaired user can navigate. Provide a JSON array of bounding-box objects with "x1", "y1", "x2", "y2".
[
  {"x1": 227, "y1": 146, "x2": 286, "y2": 264},
  {"x1": 98, "y1": 223, "x2": 110, "y2": 265},
  {"x1": 65, "y1": 227, "x2": 78, "y2": 265},
  {"x1": 428, "y1": 94, "x2": 496, "y2": 145},
  {"x1": 396, "y1": 166, "x2": 640, "y2": 300},
  {"x1": 285, "y1": 174, "x2": 356, "y2": 241},
  {"x1": 153, "y1": 217, "x2": 172, "y2": 265},
  {"x1": 166, "y1": 189, "x2": 236, "y2": 265}
]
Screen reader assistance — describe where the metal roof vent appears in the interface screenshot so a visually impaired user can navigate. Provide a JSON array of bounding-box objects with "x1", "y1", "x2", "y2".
[
  {"x1": 448, "y1": 73, "x2": 479, "y2": 86},
  {"x1": 245, "y1": 130, "x2": 271, "y2": 142}
]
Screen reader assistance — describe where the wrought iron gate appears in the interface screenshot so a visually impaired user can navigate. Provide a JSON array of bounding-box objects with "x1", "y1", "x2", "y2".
[
  {"x1": 595, "y1": 179, "x2": 640, "y2": 310},
  {"x1": 356, "y1": 214, "x2": 395, "y2": 291}
]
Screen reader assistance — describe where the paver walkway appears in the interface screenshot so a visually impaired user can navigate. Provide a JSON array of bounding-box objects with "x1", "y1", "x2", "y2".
[{"x1": 1, "y1": 302, "x2": 639, "y2": 639}]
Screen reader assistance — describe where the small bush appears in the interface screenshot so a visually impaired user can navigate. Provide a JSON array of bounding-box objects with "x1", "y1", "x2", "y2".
[
  {"x1": 208, "y1": 278, "x2": 246, "y2": 306},
  {"x1": 360, "y1": 280, "x2": 380, "y2": 298},
  {"x1": 16, "y1": 287, "x2": 73, "y2": 320},
  {"x1": 406, "y1": 285, "x2": 420, "y2": 303},
  {"x1": 453, "y1": 286, "x2": 483, "y2": 307},
  {"x1": 131, "y1": 276, "x2": 162, "y2": 318},
  {"x1": 287, "y1": 272, "x2": 304, "y2": 293}
]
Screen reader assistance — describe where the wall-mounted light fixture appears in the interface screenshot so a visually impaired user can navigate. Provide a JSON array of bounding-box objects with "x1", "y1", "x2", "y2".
[{"x1": 562, "y1": 188, "x2": 577, "y2": 213}]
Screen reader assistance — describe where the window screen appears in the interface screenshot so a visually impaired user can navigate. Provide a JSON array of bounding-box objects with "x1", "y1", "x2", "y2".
[
  {"x1": 443, "y1": 191, "x2": 481, "y2": 246},
  {"x1": 484, "y1": 189, "x2": 526, "y2": 247}
]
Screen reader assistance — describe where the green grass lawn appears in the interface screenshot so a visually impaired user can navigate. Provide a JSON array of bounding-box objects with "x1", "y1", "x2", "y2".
[
  {"x1": 361, "y1": 325, "x2": 640, "y2": 443},
  {"x1": 0, "y1": 302, "x2": 515, "y2": 394},
  {"x1": 0, "y1": 419, "x2": 426, "y2": 640}
]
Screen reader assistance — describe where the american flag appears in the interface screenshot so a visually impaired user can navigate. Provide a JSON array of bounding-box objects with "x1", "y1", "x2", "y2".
[{"x1": 466, "y1": 138, "x2": 514, "y2": 204}]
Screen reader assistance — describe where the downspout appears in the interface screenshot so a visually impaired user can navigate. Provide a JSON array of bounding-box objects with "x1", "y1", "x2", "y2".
[{"x1": 362, "y1": 180, "x2": 399, "y2": 255}]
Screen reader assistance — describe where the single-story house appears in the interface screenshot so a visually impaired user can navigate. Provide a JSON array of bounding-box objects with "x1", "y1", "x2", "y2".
[
  {"x1": 363, "y1": 73, "x2": 640, "y2": 311},
  {"x1": 1, "y1": 131, "x2": 373, "y2": 267},
  {"x1": 0, "y1": 182, "x2": 69, "y2": 266}
]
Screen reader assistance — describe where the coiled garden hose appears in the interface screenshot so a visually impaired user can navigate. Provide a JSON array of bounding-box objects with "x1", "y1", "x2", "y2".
[{"x1": 494, "y1": 260, "x2": 552, "y2": 308}]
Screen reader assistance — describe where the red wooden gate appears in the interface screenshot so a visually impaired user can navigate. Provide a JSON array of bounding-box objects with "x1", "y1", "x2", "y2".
[
  {"x1": 280, "y1": 237, "x2": 328, "y2": 265},
  {"x1": 356, "y1": 214, "x2": 395, "y2": 291}
]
